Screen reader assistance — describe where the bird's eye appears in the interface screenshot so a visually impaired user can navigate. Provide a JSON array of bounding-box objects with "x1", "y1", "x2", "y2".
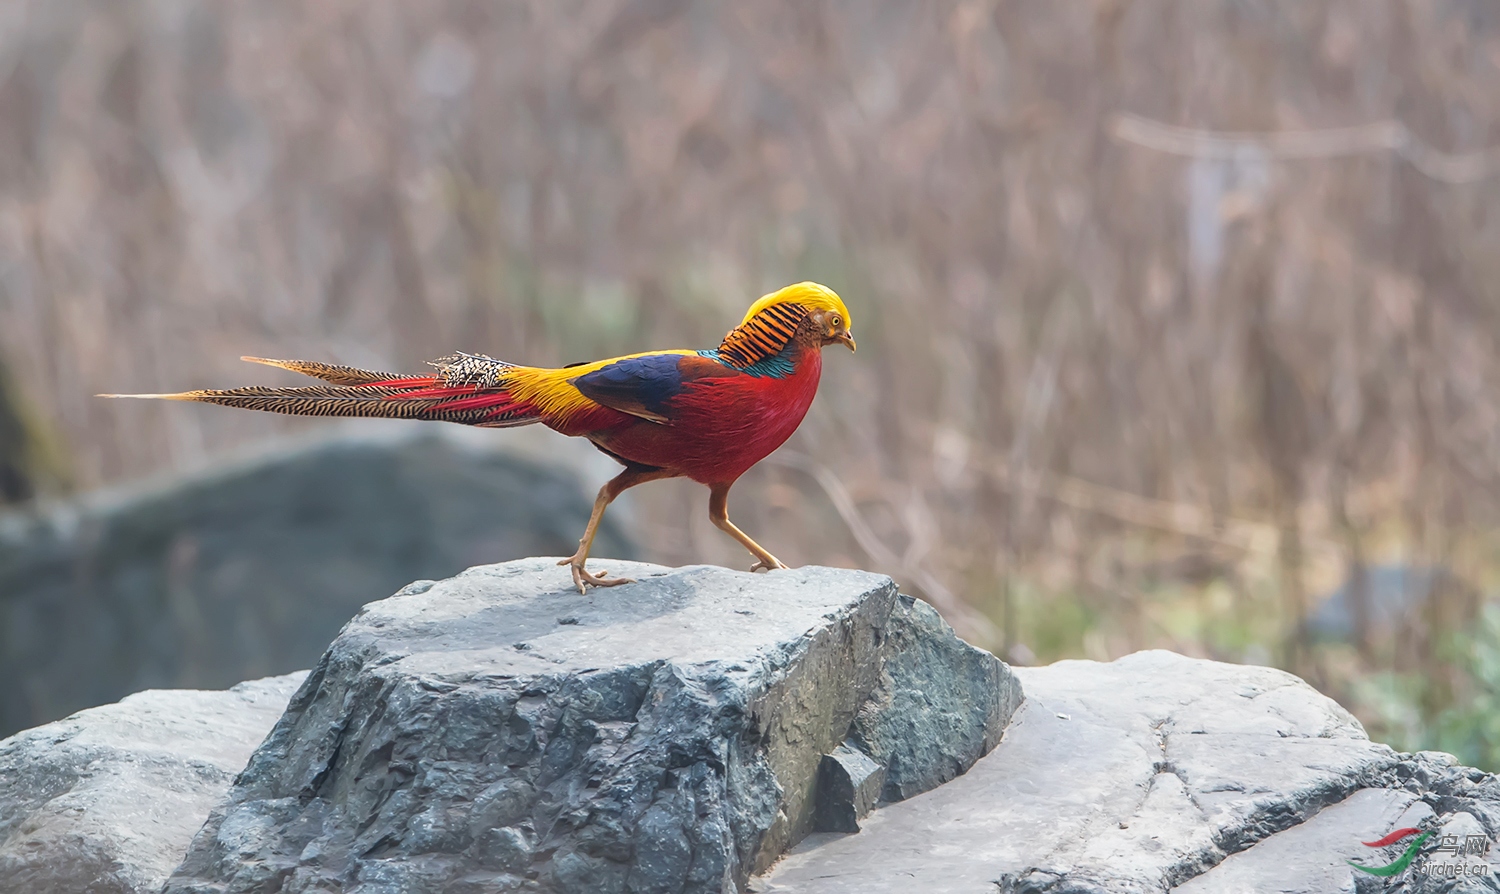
[{"x1": 830, "y1": 315, "x2": 842, "y2": 328}]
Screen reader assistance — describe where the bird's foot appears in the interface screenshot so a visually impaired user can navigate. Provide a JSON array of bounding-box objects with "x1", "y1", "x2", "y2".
[
  {"x1": 749, "y1": 556, "x2": 789, "y2": 573},
  {"x1": 558, "y1": 557, "x2": 635, "y2": 594}
]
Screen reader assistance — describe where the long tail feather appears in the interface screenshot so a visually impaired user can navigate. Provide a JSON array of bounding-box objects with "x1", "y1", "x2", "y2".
[
  {"x1": 238, "y1": 356, "x2": 413, "y2": 386},
  {"x1": 100, "y1": 371, "x2": 542, "y2": 428}
]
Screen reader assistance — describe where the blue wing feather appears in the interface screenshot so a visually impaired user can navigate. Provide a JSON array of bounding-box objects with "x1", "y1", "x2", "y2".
[{"x1": 571, "y1": 353, "x2": 715, "y2": 423}]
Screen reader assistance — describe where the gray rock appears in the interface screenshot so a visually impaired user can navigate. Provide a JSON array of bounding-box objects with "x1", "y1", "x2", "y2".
[
  {"x1": 1364, "y1": 754, "x2": 1500, "y2": 894},
  {"x1": 1172, "y1": 787, "x2": 1430, "y2": 894},
  {"x1": 19, "y1": 579, "x2": 1500, "y2": 894},
  {"x1": 852, "y1": 595, "x2": 1020, "y2": 801},
  {"x1": 0, "y1": 430, "x2": 633, "y2": 737},
  {"x1": 163, "y1": 559, "x2": 1020, "y2": 894},
  {"x1": 758, "y1": 650, "x2": 1402, "y2": 893},
  {"x1": 0, "y1": 672, "x2": 306, "y2": 894},
  {"x1": 1178, "y1": 751, "x2": 1500, "y2": 894},
  {"x1": 814, "y1": 744, "x2": 886, "y2": 833}
]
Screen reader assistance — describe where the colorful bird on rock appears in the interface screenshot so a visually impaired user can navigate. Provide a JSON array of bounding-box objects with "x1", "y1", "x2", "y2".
[{"x1": 104, "y1": 282, "x2": 855, "y2": 592}]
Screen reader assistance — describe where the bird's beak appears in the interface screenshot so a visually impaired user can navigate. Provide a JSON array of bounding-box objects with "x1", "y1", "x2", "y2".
[{"x1": 837, "y1": 331, "x2": 856, "y2": 352}]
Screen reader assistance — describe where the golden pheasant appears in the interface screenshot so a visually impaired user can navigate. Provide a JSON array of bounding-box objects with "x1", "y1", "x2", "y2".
[{"x1": 105, "y1": 282, "x2": 855, "y2": 592}]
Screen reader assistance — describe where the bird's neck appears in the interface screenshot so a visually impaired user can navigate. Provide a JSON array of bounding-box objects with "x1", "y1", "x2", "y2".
[
  {"x1": 709, "y1": 304, "x2": 831, "y2": 380},
  {"x1": 708, "y1": 337, "x2": 822, "y2": 380},
  {"x1": 715, "y1": 304, "x2": 809, "y2": 367}
]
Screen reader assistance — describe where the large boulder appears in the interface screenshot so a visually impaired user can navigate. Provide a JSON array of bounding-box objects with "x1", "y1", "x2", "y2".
[
  {"x1": 163, "y1": 559, "x2": 1021, "y2": 894},
  {"x1": 9, "y1": 568, "x2": 1500, "y2": 894},
  {"x1": 0, "y1": 430, "x2": 633, "y2": 737},
  {"x1": 757, "y1": 651, "x2": 1500, "y2": 893},
  {"x1": 0, "y1": 672, "x2": 305, "y2": 894}
]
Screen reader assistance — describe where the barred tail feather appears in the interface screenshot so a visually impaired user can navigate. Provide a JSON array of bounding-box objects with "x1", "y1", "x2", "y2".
[
  {"x1": 238, "y1": 356, "x2": 414, "y2": 386},
  {"x1": 100, "y1": 381, "x2": 543, "y2": 428}
]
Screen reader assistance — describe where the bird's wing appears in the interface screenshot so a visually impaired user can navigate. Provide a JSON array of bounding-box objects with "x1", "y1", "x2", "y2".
[{"x1": 569, "y1": 352, "x2": 737, "y2": 424}]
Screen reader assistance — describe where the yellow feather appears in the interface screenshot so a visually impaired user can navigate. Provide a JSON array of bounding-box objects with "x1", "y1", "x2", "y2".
[
  {"x1": 501, "y1": 349, "x2": 699, "y2": 424},
  {"x1": 739, "y1": 282, "x2": 850, "y2": 329}
]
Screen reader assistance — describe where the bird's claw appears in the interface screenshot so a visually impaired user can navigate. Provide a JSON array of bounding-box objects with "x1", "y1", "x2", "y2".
[
  {"x1": 559, "y1": 557, "x2": 635, "y2": 594},
  {"x1": 749, "y1": 557, "x2": 789, "y2": 573}
]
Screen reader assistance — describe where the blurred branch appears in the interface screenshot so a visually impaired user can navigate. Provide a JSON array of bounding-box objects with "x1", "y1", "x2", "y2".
[
  {"x1": 982, "y1": 456, "x2": 1346, "y2": 566},
  {"x1": 1110, "y1": 113, "x2": 1500, "y2": 183},
  {"x1": 766, "y1": 451, "x2": 1000, "y2": 645}
]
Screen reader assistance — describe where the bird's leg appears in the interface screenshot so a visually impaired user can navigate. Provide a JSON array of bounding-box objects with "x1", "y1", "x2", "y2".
[
  {"x1": 560, "y1": 466, "x2": 670, "y2": 593},
  {"x1": 708, "y1": 483, "x2": 789, "y2": 573}
]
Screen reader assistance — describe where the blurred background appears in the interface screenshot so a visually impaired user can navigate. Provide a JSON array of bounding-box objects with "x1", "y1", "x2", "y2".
[{"x1": 1, "y1": 0, "x2": 1499, "y2": 766}]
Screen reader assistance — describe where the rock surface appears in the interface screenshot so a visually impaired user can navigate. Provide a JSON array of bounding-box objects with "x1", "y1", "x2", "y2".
[
  {"x1": 164, "y1": 559, "x2": 1021, "y2": 894},
  {"x1": 1174, "y1": 749, "x2": 1500, "y2": 894},
  {"x1": 0, "y1": 672, "x2": 306, "y2": 894},
  {"x1": 850, "y1": 595, "x2": 1011, "y2": 802},
  {"x1": 0, "y1": 430, "x2": 633, "y2": 737},
  {"x1": 756, "y1": 650, "x2": 1417, "y2": 893},
  {"x1": 11, "y1": 583, "x2": 1500, "y2": 894}
]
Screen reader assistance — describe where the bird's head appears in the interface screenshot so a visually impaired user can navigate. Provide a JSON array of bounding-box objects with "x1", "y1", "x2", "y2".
[{"x1": 741, "y1": 282, "x2": 855, "y2": 352}]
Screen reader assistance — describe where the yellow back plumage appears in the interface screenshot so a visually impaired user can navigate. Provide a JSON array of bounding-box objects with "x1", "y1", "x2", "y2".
[{"x1": 740, "y1": 282, "x2": 850, "y2": 329}]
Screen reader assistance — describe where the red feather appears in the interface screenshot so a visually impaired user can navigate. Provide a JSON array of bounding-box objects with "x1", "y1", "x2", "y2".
[{"x1": 589, "y1": 347, "x2": 823, "y2": 484}]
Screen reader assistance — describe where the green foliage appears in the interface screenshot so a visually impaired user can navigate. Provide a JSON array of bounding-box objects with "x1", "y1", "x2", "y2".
[
  {"x1": 988, "y1": 553, "x2": 1500, "y2": 773},
  {"x1": 1338, "y1": 604, "x2": 1500, "y2": 772},
  {"x1": 1351, "y1": 672, "x2": 1429, "y2": 760},
  {"x1": 1432, "y1": 604, "x2": 1500, "y2": 770},
  {"x1": 0, "y1": 358, "x2": 68, "y2": 505},
  {"x1": 1015, "y1": 580, "x2": 1098, "y2": 660}
]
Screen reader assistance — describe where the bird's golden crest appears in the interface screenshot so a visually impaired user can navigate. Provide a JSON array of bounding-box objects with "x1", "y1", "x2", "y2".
[
  {"x1": 739, "y1": 281, "x2": 851, "y2": 329},
  {"x1": 714, "y1": 282, "x2": 853, "y2": 369}
]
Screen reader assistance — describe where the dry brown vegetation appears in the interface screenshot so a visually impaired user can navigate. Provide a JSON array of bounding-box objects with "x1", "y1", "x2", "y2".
[{"x1": 3, "y1": 0, "x2": 1500, "y2": 762}]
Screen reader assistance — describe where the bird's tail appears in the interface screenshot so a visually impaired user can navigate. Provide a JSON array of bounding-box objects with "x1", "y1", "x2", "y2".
[{"x1": 100, "y1": 354, "x2": 544, "y2": 428}]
